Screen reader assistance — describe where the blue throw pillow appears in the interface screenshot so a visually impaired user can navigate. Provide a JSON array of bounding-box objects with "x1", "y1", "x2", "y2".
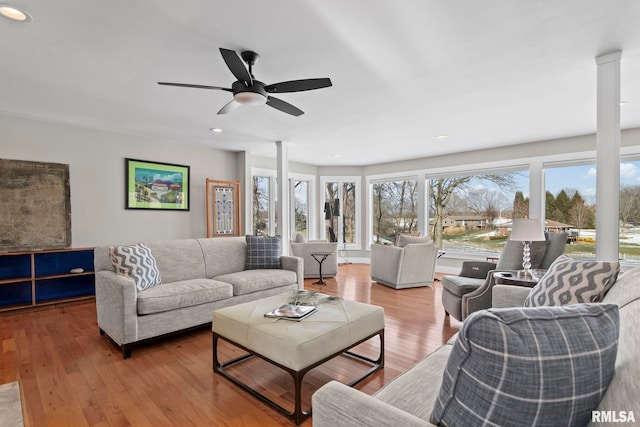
[
  {"x1": 245, "y1": 235, "x2": 282, "y2": 269},
  {"x1": 431, "y1": 303, "x2": 619, "y2": 427}
]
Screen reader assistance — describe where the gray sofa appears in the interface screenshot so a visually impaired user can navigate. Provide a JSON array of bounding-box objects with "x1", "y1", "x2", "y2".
[
  {"x1": 94, "y1": 237, "x2": 303, "y2": 358},
  {"x1": 312, "y1": 266, "x2": 640, "y2": 426}
]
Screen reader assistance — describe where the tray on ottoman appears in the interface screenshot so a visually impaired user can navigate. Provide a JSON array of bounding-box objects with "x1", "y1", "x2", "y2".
[{"x1": 212, "y1": 291, "x2": 385, "y2": 425}]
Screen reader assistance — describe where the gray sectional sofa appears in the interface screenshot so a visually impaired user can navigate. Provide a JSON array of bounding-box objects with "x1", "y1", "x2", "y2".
[
  {"x1": 94, "y1": 237, "x2": 303, "y2": 358},
  {"x1": 312, "y1": 266, "x2": 640, "y2": 426}
]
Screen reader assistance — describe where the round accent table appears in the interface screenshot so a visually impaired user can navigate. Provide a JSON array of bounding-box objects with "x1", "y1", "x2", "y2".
[{"x1": 494, "y1": 270, "x2": 546, "y2": 288}]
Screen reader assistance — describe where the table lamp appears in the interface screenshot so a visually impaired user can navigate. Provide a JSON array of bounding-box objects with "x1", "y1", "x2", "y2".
[{"x1": 510, "y1": 219, "x2": 546, "y2": 276}]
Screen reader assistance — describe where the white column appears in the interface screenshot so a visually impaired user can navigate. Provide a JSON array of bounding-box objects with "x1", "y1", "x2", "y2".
[
  {"x1": 236, "y1": 151, "x2": 252, "y2": 236},
  {"x1": 595, "y1": 51, "x2": 621, "y2": 262},
  {"x1": 276, "y1": 141, "x2": 290, "y2": 254},
  {"x1": 529, "y1": 161, "x2": 544, "y2": 220}
]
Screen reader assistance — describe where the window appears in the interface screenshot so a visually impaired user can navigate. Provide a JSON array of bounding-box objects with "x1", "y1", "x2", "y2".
[
  {"x1": 620, "y1": 159, "x2": 640, "y2": 265},
  {"x1": 252, "y1": 176, "x2": 271, "y2": 236},
  {"x1": 371, "y1": 179, "x2": 418, "y2": 244},
  {"x1": 428, "y1": 170, "x2": 529, "y2": 253},
  {"x1": 544, "y1": 163, "x2": 596, "y2": 260},
  {"x1": 321, "y1": 177, "x2": 360, "y2": 249},
  {"x1": 292, "y1": 180, "x2": 309, "y2": 239}
]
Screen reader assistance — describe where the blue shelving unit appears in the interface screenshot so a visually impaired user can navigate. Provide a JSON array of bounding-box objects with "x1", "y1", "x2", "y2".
[{"x1": 0, "y1": 248, "x2": 95, "y2": 313}]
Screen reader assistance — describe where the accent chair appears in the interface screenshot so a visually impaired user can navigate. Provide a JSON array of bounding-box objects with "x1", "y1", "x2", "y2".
[{"x1": 441, "y1": 231, "x2": 567, "y2": 321}]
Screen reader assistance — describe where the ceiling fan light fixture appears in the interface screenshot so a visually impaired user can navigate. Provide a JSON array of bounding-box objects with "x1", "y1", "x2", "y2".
[
  {"x1": 233, "y1": 91, "x2": 267, "y2": 105},
  {"x1": 0, "y1": 3, "x2": 32, "y2": 22}
]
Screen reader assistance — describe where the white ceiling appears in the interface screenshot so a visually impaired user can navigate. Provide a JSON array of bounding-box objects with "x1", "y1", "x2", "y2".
[{"x1": 1, "y1": 1, "x2": 640, "y2": 166}]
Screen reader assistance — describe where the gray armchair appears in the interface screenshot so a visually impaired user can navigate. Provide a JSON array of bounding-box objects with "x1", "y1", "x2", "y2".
[
  {"x1": 441, "y1": 231, "x2": 567, "y2": 321},
  {"x1": 290, "y1": 233, "x2": 338, "y2": 279},
  {"x1": 371, "y1": 239, "x2": 438, "y2": 289}
]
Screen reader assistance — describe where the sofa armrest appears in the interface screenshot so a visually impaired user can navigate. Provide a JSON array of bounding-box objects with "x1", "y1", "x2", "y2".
[
  {"x1": 312, "y1": 381, "x2": 433, "y2": 427},
  {"x1": 492, "y1": 284, "x2": 531, "y2": 308},
  {"x1": 94, "y1": 270, "x2": 138, "y2": 345},
  {"x1": 280, "y1": 255, "x2": 303, "y2": 289}
]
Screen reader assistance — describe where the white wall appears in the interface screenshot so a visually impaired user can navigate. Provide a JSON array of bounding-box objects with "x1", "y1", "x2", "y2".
[{"x1": 0, "y1": 115, "x2": 237, "y2": 247}]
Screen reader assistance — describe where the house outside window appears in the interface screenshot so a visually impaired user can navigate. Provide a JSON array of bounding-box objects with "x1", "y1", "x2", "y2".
[
  {"x1": 427, "y1": 169, "x2": 529, "y2": 254},
  {"x1": 544, "y1": 163, "x2": 596, "y2": 260}
]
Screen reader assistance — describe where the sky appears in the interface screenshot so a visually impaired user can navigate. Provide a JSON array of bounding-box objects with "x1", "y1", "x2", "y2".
[
  {"x1": 469, "y1": 161, "x2": 640, "y2": 208},
  {"x1": 545, "y1": 161, "x2": 640, "y2": 200}
]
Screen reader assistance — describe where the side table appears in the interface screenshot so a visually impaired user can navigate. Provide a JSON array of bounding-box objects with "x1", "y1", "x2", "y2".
[
  {"x1": 310, "y1": 252, "x2": 334, "y2": 285},
  {"x1": 494, "y1": 270, "x2": 546, "y2": 288}
]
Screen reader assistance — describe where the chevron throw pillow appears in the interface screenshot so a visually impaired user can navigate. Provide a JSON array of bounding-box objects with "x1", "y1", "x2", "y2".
[
  {"x1": 525, "y1": 255, "x2": 619, "y2": 307},
  {"x1": 109, "y1": 243, "x2": 162, "y2": 292}
]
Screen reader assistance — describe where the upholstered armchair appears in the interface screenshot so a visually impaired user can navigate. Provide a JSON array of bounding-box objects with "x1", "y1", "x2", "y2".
[
  {"x1": 290, "y1": 233, "x2": 338, "y2": 279},
  {"x1": 370, "y1": 236, "x2": 438, "y2": 289},
  {"x1": 441, "y1": 231, "x2": 567, "y2": 321}
]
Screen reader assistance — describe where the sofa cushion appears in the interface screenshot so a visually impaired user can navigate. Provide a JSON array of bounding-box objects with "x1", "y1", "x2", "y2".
[
  {"x1": 215, "y1": 270, "x2": 297, "y2": 296},
  {"x1": 109, "y1": 243, "x2": 162, "y2": 292},
  {"x1": 136, "y1": 279, "x2": 233, "y2": 315},
  {"x1": 374, "y1": 344, "x2": 453, "y2": 421},
  {"x1": 147, "y1": 239, "x2": 206, "y2": 283},
  {"x1": 245, "y1": 235, "x2": 282, "y2": 269},
  {"x1": 430, "y1": 304, "x2": 619, "y2": 427},
  {"x1": 525, "y1": 255, "x2": 620, "y2": 307}
]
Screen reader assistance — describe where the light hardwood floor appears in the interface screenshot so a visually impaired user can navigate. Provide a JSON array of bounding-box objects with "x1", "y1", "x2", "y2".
[{"x1": 0, "y1": 264, "x2": 461, "y2": 426}]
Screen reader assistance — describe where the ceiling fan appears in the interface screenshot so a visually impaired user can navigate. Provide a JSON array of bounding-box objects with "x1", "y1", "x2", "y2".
[{"x1": 158, "y1": 48, "x2": 332, "y2": 117}]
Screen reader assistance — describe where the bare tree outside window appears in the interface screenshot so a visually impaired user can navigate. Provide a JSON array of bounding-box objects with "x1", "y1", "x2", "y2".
[{"x1": 372, "y1": 180, "x2": 418, "y2": 244}]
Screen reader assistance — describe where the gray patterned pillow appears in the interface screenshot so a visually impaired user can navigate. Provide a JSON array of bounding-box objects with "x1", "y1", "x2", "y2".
[
  {"x1": 109, "y1": 243, "x2": 162, "y2": 292},
  {"x1": 430, "y1": 304, "x2": 619, "y2": 427},
  {"x1": 525, "y1": 255, "x2": 620, "y2": 307},
  {"x1": 245, "y1": 235, "x2": 281, "y2": 269}
]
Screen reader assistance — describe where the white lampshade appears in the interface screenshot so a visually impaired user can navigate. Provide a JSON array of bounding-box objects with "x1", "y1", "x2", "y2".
[{"x1": 510, "y1": 219, "x2": 545, "y2": 242}]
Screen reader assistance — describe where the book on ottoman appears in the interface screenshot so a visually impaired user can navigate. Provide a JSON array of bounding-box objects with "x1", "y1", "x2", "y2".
[{"x1": 264, "y1": 304, "x2": 317, "y2": 321}]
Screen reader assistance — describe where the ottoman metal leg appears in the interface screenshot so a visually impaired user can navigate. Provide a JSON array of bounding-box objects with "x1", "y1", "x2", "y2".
[{"x1": 213, "y1": 329, "x2": 384, "y2": 425}]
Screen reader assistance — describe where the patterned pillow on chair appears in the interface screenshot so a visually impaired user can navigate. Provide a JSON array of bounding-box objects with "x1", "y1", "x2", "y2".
[
  {"x1": 525, "y1": 255, "x2": 620, "y2": 307},
  {"x1": 109, "y1": 243, "x2": 162, "y2": 292}
]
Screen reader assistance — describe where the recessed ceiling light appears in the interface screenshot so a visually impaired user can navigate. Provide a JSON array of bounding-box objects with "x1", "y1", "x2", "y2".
[
  {"x1": 436, "y1": 134, "x2": 448, "y2": 139},
  {"x1": 0, "y1": 3, "x2": 32, "y2": 22},
  {"x1": 209, "y1": 128, "x2": 223, "y2": 133},
  {"x1": 332, "y1": 154, "x2": 342, "y2": 158},
  {"x1": 620, "y1": 101, "x2": 627, "y2": 106}
]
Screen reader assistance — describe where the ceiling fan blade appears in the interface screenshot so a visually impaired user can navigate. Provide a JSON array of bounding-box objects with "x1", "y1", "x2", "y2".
[
  {"x1": 265, "y1": 78, "x2": 332, "y2": 93},
  {"x1": 219, "y1": 48, "x2": 252, "y2": 85},
  {"x1": 266, "y1": 96, "x2": 304, "y2": 116},
  {"x1": 217, "y1": 100, "x2": 241, "y2": 115},
  {"x1": 158, "y1": 82, "x2": 232, "y2": 92}
]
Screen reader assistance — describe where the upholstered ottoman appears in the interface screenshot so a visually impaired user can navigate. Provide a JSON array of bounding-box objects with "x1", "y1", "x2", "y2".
[{"x1": 212, "y1": 292, "x2": 385, "y2": 425}]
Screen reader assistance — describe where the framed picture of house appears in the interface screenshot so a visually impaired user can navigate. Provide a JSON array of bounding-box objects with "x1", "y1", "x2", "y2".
[
  {"x1": 206, "y1": 179, "x2": 241, "y2": 237},
  {"x1": 125, "y1": 159, "x2": 190, "y2": 211}
]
